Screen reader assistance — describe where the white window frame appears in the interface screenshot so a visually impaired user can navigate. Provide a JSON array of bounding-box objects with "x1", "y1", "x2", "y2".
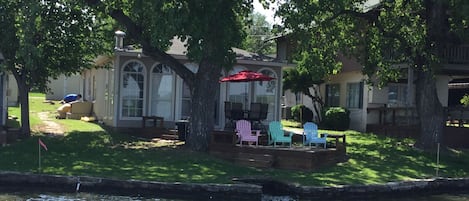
[
  {"x1": 254, "y1": 68, "x2": 278, "y2": 122},
  {"x1": 120, "y1": 60, "x2": 146, "y2": 120},
  {"x1": 149, "y1": 63, "x2": 175, "y2": 120}
]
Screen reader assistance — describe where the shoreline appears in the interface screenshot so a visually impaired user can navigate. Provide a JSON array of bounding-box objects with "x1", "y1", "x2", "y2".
[{"x1": 0, "y1": 171, "x2": 468, "y2": 200}]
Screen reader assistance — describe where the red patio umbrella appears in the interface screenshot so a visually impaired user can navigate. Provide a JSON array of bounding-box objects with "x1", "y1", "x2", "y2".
[
  {"x1": 219, "y1": 70, "x2": 275, "y2": 83},
  {"x1": 220, "y1": 70, "x2": 275, "y2": 110}
]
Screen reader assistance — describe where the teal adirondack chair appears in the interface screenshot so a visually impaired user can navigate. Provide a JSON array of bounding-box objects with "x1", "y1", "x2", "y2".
[
  {"x1": 303, "y1": 122, "x2": 328, "y2": 148},
  {"x1": 268, "y1": 121, "x2": 293, "y2": 147}
]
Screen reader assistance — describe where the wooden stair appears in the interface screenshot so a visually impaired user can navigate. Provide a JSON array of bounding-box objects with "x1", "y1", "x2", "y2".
[{"x1": 235, "y1": 152, "x2": 273, "y2": 168}]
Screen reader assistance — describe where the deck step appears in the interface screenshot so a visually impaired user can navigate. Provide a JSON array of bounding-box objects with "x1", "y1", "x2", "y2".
[{"x1": 235, "y1": 153, "x2": 273, "y2": 168}]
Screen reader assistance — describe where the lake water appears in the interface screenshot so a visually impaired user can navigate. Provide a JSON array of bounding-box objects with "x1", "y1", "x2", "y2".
[
  {"x1": 0, "y1": 193, "x2": 184, "y2": 201},
  {"x1": 0, "y1": 192, "x2": 468, "y2": 201}
]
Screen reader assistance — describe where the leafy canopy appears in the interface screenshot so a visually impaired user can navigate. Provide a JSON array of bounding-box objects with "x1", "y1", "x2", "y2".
[
  {"x1": 0, "y1": 0, "x2": 111, "y2": 91},
  {"x1": 276, "y1": 0, "x2": 469, "y2": 85}
]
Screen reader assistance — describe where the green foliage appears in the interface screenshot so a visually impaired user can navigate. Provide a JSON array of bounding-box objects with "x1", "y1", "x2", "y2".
[
  {"x1": 283, "y1": 68, "x2": 323, "y2": 92},
  {"x1": 461, "y1": 94, "x2": 469, "y2": 107},
  {"x1": 322, "y1": 107, "x2": 350, "y2": 131},
  {"x1": 110, "y1": 0, "x2": 252, "y2": 68},
  {"x1": 291, "y1": 104, "x2": 313, "y2": 123},
  {"x1": 241, "y1": 12, "x2": 275, "y2": 55},
  {"x1": 0, "y1": 0, "x2": 111, "y2": 86},
  {"x1": 0, "y1": 0, "x2": 112, "y2": 136},
  {"x1": 281, "y1": 119, "x2": 302, "y2": 128}
]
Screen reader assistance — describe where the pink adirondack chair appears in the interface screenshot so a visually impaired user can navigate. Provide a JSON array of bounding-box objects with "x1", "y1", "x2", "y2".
[{"x1": 235, "y1": 120, "x2": 261, "y2": 146}]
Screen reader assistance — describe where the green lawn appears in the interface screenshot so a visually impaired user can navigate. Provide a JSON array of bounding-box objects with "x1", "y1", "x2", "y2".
[{"x1": 1, "y1": 93, "x2": 468, "y2": 186}]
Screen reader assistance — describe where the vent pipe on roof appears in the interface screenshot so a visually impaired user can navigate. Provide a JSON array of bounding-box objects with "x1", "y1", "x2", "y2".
[{"x1": 114, "y1": 30, "x2": 126, "y2": 50}]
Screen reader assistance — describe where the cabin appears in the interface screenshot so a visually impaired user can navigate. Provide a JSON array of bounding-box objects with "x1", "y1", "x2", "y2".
[{"x1": 79, "y1": 32, "x2": 291, "y2": 132}]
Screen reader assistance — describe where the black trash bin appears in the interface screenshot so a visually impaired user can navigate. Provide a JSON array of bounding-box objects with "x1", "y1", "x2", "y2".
[{"x1": 176, "y1": 120, "x2": 189, "y2": 141}]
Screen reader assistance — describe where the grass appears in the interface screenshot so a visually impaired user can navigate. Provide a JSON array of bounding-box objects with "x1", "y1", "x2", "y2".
[{"x1": 1, "y1": 93, "x2": 468, "y2": 186}]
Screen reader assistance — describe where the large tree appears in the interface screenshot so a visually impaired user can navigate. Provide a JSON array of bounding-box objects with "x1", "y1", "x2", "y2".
[
  {"x1": 0, "y1": 0, "x2": 109, "y2": 137},
  {"x1": 276, "y1": 0, "x2": 469, "y2": 150},
  {"x1": 86, "y1": 0, "x2": 252, "y2": 151}
]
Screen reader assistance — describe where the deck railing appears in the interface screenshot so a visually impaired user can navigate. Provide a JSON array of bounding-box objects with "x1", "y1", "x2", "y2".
[
  {"x1": 367, "y1": 107, "x2": 419, "y2": 126},
  {"x1": 446, "y1": 106, "x2": 469, "y2": 127},
  {"x1": 443, "y1": 45, "x2": 469, "y2": 64},
  {"x1": 367, "y1": 106, "x2": 469, "y2": 127}
]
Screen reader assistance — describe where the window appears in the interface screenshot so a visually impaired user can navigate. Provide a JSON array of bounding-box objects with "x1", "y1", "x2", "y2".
[
  {"x1": 295, "y1": 92, "x2": 301, "y2": 105},
  {"x1": 181, "y1": 82, "x2": 191, "y2": 119},
  {"x1": 227, "y1": 67, "x2": 248, "y2": 109},
  {"x1": 346, "y1": 82, "x2": 363, "y2": 109},
  {"x1": 325, "y1": 84, "x2": 340, "y2": 107},
  {"x1": 388, "y1": 84, "x2": 408, "y2": 107},
  {"x1": 121, "y1": 61, "x2": 145, "y2": 117},
  {"x1": 254, "y1": 69, "x2": 277, "y2": 121},
  {"x1": 150, "y1": 64, "x2": 174, "y2": 119}
]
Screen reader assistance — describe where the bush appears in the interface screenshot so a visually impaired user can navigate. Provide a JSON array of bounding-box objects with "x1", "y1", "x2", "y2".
[
  {"x1": 461, "y1": 94, "x2": 469, "y2": 107},
  {"x1": 291, "y1": 104, "x2": 313, "y2": 123},
  {"x1": 321, "y1": 107, "x2": 350, "y2": 131}
]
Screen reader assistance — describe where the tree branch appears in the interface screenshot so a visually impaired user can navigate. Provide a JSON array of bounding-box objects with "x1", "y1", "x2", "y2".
[{"x1": 84, "y1": 0, "x2": 195, "y2": 85}]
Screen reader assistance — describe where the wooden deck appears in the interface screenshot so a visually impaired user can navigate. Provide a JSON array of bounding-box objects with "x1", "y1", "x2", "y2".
[{"x1": 209, "y1": 130, "x2": 348, "y2": 170}]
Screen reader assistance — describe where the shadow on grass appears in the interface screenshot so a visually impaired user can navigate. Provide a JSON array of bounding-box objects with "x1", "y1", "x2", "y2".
[{"x1": 0, "y1": 126, "x2": 468, "y2": 187}]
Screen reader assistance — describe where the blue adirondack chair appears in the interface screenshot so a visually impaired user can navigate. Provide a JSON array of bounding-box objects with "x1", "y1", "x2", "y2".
[
  {"x1": 268, "y1": 121, "x2": 293, "y2": 147},
  {"x1": 303, "y1": 122, "x2": 328, "y2": 148}
]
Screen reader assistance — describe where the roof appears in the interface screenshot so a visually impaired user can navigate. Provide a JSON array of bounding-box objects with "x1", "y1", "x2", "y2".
[{"x1": 120, "y1": 37, "x2": 276, "y2": 62}]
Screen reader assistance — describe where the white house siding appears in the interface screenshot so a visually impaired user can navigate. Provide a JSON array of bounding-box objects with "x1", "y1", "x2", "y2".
[
  {"x1": 6, "y1": 73, "x2": 18, "y2": 106},
  {"x1": 85, "y1": 52, "x2": 285, "y2": 130},
  {"x1": 321, "y1": 71, "x2": 368, "y2": 132},
  {"x1": 46, "y1": 74, "x2": 83, "y2": 101}
]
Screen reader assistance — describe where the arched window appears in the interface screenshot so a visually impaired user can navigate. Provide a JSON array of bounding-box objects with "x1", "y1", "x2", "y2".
[
  {"x1": 150, "y1": 63, "x2": 174, "y2": 119},
  {"x1": 121, "y1": 61, "x2": 145, "y2": 118},
  {"x1": 254, "y1": 69, "x2": 277, "y2": 121}
]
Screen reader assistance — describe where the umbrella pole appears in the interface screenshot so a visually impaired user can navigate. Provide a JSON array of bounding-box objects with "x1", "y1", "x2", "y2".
[{"x1": 245, "y1": 83, "x2": 248, "y2": 109}]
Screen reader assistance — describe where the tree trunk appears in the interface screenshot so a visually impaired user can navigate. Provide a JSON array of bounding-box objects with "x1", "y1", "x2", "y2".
[
  {"x1": 304, "y1": 85, "x2": 323, "y2": 123},
  {"x1": 186, "y1": 60, "x2": 221, "y2": 151},
  {"x1": 15, "y1": 76, "x2": 31, "y2": 138},
  {"x1": 415, "y1": 68, "x2": 444, "y2": 150},
  {"x1": 413, "y1": 0, "x2": 448, "y2": 150}
]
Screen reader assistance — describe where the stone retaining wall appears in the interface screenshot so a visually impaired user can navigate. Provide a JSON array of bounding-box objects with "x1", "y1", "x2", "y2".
[
  {"x1": 0, "y1": 171, "x2": 468, "y2": 200},
  {"x1": 0, "y1": 171, "x2": 261, "y2": 201}
]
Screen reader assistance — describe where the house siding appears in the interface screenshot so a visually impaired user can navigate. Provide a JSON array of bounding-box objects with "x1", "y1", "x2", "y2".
[
  {"x1": 46, "y1": 74, "x2": 83, "y2": 101},
  {"x1": 322, "y1": 71, "x2": 368, "y2": 131},
  {"x1": 84, "y1": 52, "x2": 285, "y2": 130},
  {"x1": 6, "y1": 74, "x2": 18, "y2": 106}
]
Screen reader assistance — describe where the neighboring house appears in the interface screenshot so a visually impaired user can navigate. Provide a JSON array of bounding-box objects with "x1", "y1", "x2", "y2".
[
  {"x1": 284, "y1": 46, "x2": 469, "y2": 133},
  {"x1": 46, "y1": 74, "x2": 83, "y2": 101},
  {"x1": 82, "y1": 32, "x2": 289, "y2": 130}
]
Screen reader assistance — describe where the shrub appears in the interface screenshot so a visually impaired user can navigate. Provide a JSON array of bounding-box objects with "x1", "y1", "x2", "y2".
[
  {"x1": 291, "y1": 104, "x2": 313, "y2": 123},
  {"x1": 461, "y1": 94, "x2": 469, "y2": 107},
  {"x1": 322, "y1": 107, "x2": 350, "y2": 131}
]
